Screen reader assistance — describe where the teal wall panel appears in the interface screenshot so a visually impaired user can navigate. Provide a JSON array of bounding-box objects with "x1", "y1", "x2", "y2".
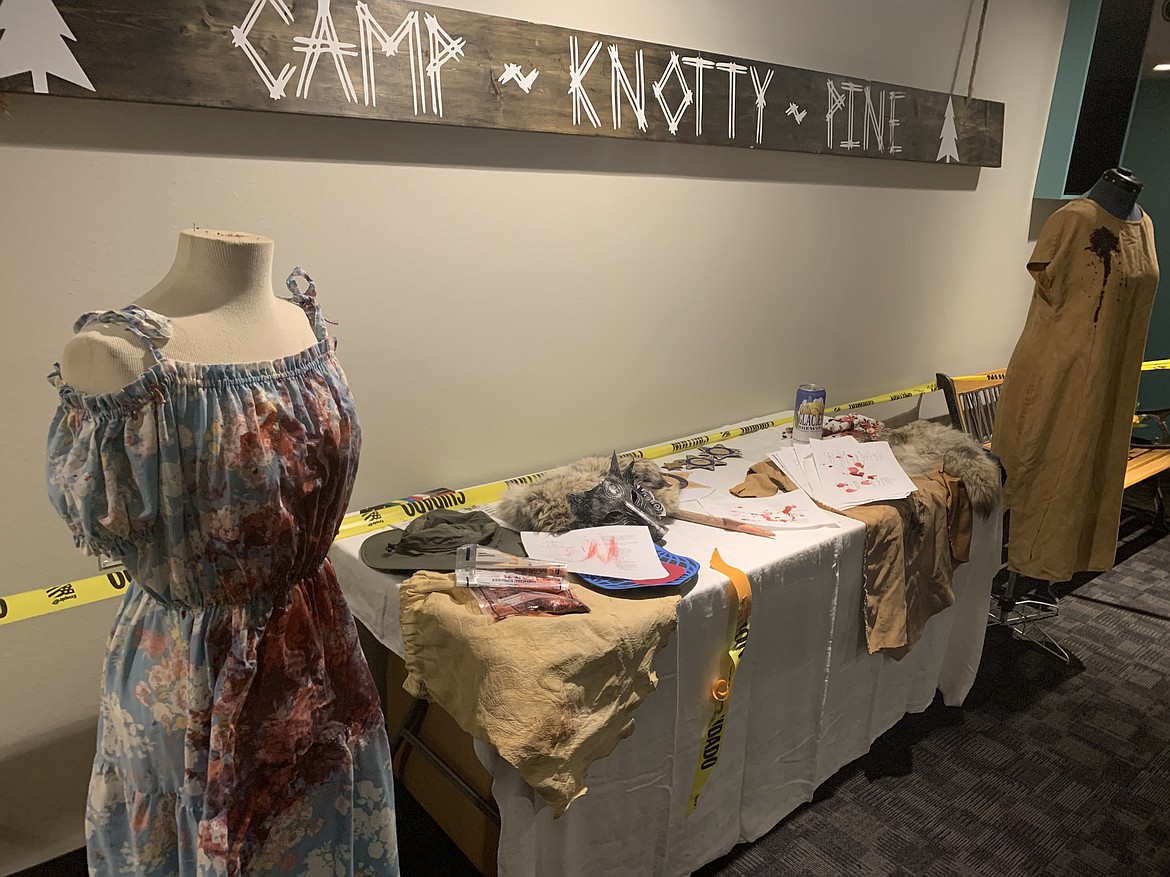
[
  {"x1": 1034, "y1": 0, "x2": 1103, "y2": 199},
  {"x1": 1121, "y1": 76, "x2": 1170, "y2": 418}
]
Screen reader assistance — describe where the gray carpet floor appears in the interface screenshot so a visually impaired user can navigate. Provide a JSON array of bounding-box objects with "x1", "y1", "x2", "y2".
[
  {"x1": 695, "y1": 527, "x2": 1170, "y2": 877},
  {"x1": 16, "y1": 531, "x2": 1170, "y2": 877}
]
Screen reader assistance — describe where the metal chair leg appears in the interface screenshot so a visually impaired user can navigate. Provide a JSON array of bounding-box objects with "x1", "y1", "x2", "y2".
[{"x1": 1153, "y1": 478, "x2": 1169, "y2": 534}]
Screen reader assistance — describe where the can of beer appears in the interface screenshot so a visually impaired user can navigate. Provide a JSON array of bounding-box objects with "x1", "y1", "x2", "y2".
[{"x1": 793, "y1": 384, "x2": 827, "y2": 443}]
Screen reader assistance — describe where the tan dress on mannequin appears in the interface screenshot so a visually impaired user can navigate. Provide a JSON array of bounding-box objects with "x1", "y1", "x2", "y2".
[{"x1": 994, "y1": 199, "x2": 1159, "y2": 581}]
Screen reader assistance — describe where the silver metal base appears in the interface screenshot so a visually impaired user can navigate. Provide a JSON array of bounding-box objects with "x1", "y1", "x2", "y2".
[{"x1": 988, "y1": 572, "x2": 1071, "y2": 664}]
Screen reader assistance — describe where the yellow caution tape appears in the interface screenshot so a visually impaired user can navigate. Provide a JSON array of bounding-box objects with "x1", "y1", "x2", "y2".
[
  {"x1": 688, "y1": 550, "x2": 752, "y2": 816},
  {"x1": 826, "y1": 381, "x2": 940, "y2": 413},
  {"x1": 0, "y1": 568, "x2": 133, "y2": 626},
  {"x1": 951, "y1": 370, "x2": 1006, "y2": 383},
  {"x1": 336, "y1": 481, "x2": 522, "y2": 542},
  {"x1": 949, "y1": 358, "x2": 1169, "y2": 384},
  {"x1": 5, "y1": 357, "x2": 1165, "y2": 626}
]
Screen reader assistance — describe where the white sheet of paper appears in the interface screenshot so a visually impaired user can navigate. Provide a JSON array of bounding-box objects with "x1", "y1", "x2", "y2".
[
  {"x1": 797, "y1": 442, "x2": 822, "y2": 493},
  {"x1": 699, "y1": 487, "x2": 842, "y2": 529},
  {"x1": 807, "y1": 438, "x2": 917, "y2": 509},
  {"x1": 769, "y1": 446, "x2": 816, "y2": 495},
  {"x1": 521, "y1": 526, "x2": 668, "y2": 579}
]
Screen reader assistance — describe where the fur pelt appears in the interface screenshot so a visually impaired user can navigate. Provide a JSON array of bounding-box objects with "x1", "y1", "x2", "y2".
[
  {"x1": 496, "y1": 456, "x2": 681, "y2": 533},
  {"x1": 883, "y1": 420, "x2": 1001, "y2": 517}
]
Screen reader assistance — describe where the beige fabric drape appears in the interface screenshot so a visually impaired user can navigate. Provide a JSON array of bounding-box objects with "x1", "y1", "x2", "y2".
[
  {"x1": 399, "y1": 571, "x2": 680, "y2": 817},
  {"x1": 994, "y1": 199, "x2": 1159, "y2": 581}
]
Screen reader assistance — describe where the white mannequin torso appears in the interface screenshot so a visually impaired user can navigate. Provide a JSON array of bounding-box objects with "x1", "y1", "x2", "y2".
[{"x1": 59, "y1": 229, "x2": 319, "y2": 395}]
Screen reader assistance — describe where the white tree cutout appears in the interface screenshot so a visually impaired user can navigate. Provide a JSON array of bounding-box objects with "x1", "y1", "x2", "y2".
[
  {"x1": 0, "y1": 0, "x2": 94, "y2": 94},
  {"x1": 937, "y1": 96, "x2": 960, "y2": 163}
]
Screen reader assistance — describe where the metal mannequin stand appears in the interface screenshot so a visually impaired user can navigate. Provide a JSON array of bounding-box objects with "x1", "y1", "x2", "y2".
[{"x1": 988, "y1": 571, "x2": 1070, "y2": 664}]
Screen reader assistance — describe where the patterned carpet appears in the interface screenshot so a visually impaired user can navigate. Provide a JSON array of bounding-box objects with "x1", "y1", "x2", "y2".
[
  {"x1": 696, "y1": 528, "x2": 1170, "y2": 877},
  {"x1": 16, "y1": 531, "x2": 1170, "y2": 877}
]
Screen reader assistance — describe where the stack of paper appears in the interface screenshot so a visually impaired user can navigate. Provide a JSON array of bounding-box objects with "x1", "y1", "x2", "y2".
[{"x1": 770, "y1": 436, "x2": 917, "y2": 511}]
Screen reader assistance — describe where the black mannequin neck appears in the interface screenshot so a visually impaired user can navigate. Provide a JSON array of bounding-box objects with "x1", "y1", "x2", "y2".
[{"x1": 1084, "y1": 167, "x2": 1144, "y2": 221}]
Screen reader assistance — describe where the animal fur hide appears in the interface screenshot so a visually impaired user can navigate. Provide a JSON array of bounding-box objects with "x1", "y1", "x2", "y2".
[
  {"x1": 496, "y1": 455, "x2": 681, "y2": 534},
  {"x1": 883, "y1": 420, "x2": 1001, "y2": 517}
]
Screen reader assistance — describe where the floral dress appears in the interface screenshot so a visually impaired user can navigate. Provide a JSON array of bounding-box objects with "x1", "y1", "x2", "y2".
[{"x1": 46, "y1": 271, "x2": 399, "y2": 877}]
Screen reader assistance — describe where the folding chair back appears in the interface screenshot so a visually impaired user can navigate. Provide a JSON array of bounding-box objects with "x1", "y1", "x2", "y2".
[{"x1": 936, "y1": 371, "x2": 1004, "y2": 448}]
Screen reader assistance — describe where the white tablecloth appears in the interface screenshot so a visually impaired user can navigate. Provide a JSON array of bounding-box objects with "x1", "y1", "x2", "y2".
[{"x1": 329, "y1": 431, "x2": 1001, "y2": 877}]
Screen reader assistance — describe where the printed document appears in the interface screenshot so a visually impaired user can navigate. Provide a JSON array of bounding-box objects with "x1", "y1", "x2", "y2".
[{"x1": 522, "y1": 526, "x2": 668, "y2": 578}]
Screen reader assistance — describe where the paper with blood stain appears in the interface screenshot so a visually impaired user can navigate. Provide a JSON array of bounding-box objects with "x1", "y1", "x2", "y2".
[
  {"x1": 521, "y1": 526, "x2": 669, "y2": 578},
  {"x1": 804, "y1": 437, "x2": 917, "y2": 510},
  {"x1": 698, "y1": 486, "x2": 842, "y2": 529}
]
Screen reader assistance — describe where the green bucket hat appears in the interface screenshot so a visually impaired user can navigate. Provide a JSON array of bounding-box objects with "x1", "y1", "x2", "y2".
[{"x1": 359, "y1": 509, "x2": 527, "y2": 573}]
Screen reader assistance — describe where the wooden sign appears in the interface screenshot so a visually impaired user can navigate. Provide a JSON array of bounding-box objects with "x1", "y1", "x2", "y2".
[{"x1": 0, "y1": 0, "x2": 1004, "y2": 166}]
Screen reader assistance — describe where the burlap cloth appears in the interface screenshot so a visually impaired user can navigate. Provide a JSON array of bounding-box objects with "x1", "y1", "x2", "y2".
[{"x1": 399, "y1": 571, "x2": 680, "y2": 816}]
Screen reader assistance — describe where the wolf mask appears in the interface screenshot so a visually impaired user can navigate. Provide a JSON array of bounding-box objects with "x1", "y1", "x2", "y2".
[
  {"x1": 566, "y1": 453, "x2": 669, "y2": 542},
  {"x1": 496, "y1": 453, "x2": 680, "y2": 537}
]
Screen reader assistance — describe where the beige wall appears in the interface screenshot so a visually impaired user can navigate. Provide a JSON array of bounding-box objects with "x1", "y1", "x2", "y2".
[{"x1": 0, "y1": 0, "x2": 1069, "y2": 871}]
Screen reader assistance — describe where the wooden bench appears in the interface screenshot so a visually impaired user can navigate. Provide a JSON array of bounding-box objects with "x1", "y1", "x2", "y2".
[
  {"x1": 1126, "y1": 445, "x2": 1170, "y2": 491},
  {"x1": 936, "y1": 371, "x2": 1170, "y2": 530}
]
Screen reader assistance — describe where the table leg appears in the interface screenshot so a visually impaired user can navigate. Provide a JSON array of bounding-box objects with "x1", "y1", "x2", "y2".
[{"x1": 391, "y1": 696, "x2": 501, "y2": 825}]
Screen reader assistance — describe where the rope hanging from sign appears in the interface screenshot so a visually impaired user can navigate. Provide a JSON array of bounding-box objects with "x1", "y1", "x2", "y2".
[{"x1": 967, "y1": 0, "x2": 990, "y2": 99}]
